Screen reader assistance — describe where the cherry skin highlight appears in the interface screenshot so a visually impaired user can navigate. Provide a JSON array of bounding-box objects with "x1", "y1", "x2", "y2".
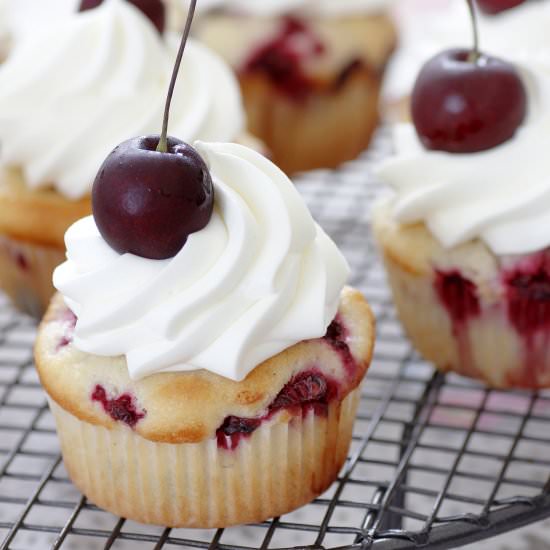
[
  {"x1": 79, "y1": 0, "x2": 166, "y2": 33},
  {"x1": 476, "y1": 0, "x2": 525, "y2": 15},
  {"x1": 92, "y1": 136, "x2": 214, "y2": 260},
  {"x1": 411, "y1": 49, "x2": 527, "y2": 153}
]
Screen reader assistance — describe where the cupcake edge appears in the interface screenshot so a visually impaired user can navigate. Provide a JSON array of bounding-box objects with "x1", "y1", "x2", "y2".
[{"x1": 373, "y1": 203, "x2": 550, "y2": 389}]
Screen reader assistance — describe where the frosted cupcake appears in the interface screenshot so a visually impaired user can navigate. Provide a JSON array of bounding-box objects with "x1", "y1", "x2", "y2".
[
  {"x1": 374, "y1": 13, "x2": 550, "y2": 390},
  {"x1": 35, "y1": 139, "x2": 375, "y2": 527},
  {"x1": 0, "y1": 0, "x2": 246, "y2": 316},
  {"x1": 175, "y1": 0, "x2": 397, "y2": 174},
  {"x1": 384, "y1": 0, "x2": 550, "y2": 120}
]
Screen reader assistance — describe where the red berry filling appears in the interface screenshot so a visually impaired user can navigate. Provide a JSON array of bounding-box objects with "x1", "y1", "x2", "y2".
[
  {"x1": 504, "y1": 262, "x2": 550, "y2": 337},
  {"x1": 324, "y1": 316, "x2": 357, "y2": 376},
  {"x1": 434, "y1": 270, "x2": 482, "y2": 378},
  {"x1": 0, "y1": 239, "x2": 30, "y2": 272},
  {"x1": 91, "y1": 385, "x2": 146, "y2": 428},
  {"x1": 242, "y1": 16, "x2": 325, "y2": 101},
  {"x1": 269, "y1": 371, "x2": 328, "y2": 410},
  {"x1": 434, "y1": 261, "x2": 550, "y2": 386},
  {"x1": 56, "y1": 309, "x2": 77, "y2": 350},
  {"x1": 15, "y1": 252, "x2": 29, "y2": 272},
  {"x1": 435, "y1": 270, "x2": 480, "y2": 326},
  {"x1": 216, "y1": 416, "x2": 262, "y2": 449},
  {"x1": 216, "y1": 370, "x2": 336, "y2": 450},
  {"x1": 503, "y1": 255, "x2": 550, "y2": 387}
]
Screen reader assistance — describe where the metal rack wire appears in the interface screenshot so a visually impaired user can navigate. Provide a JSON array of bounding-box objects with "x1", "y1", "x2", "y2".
[{"x1": 1, "y1": 132, "x2": 550, "y2": 549}]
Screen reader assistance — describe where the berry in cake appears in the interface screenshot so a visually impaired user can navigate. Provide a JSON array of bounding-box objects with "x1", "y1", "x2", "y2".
[
  {"x1": 324, "y1": 316, "x2": 356, "y2": 376},
  {"x1": 242, "y1": 16, "x2": 325, "y2": 101},
  {"x1": 504, "y1": 253, "x2": 550, "y2": 345},
  {"x1": 91, "y1": 384, "x2": 146, "y2": 428},
  {"x1": 55, "y1": 308, "x2": 77, "y2": 351},
  {"x1": 435, "y1": 271, "x2": 480, "y2": 328},
  {"x1": 216, "y1": 371, "x2": 333, "y2": 450}
]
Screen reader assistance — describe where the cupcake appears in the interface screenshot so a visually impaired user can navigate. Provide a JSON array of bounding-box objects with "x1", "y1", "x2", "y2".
[
  {"x1": 175, "y1": 0, "x2": 397, "y2": 174},
  {"x1": 0, "y1": 0, "x2": 247, "y2": 317},
  {"x1": 35, "y1": 139, "x2": 375, "y2": 527},
  {"x1": 373, "y1": 19, "x2": 550, "y2": 389},
  {"x1": 383, "y1": 0, "x2": 550, "y2": 121}
]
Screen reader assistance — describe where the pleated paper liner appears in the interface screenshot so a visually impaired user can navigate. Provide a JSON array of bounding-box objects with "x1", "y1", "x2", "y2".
[{"x1": 48, "y1": 386, "x2": 361, "y2": 528}]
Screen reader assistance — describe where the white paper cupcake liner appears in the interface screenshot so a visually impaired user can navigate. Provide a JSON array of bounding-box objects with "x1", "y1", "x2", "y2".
[{"x1": 48, "y1": 387, "x2": 361, "y2": 528}]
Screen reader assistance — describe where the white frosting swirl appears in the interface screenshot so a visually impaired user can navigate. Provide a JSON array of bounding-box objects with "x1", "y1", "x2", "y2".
[
  {"x1": 53, "y1": 142, "x2": 349, "y2": 381},
  {"x1": 384, "y1": 0, "x2": 550, "y2": 101},
  {"x1": 0, "y1": 0, "x2": 79, "y2": 60},
  {"x1": 0, "y1": 0, "x2": 244, "y2": 200},
  {"x1": 176, "y1": 0, "x2": 392, "y2": 17},
  {"x1": 378, "y1": 64, "x2": 550, "y2": 256}
]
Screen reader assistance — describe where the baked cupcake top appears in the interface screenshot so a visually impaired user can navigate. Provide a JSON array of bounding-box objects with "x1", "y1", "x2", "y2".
[
  {"x1": 384, "y1": 0, "x2": 550, "y2": 102},
  {"x1": 378, "y1": 60, "x2": 550, "y2": 257},
  {"x1": 0, "y1": 0, "x2": 244, "y2": 200},
  {"x1": 54, "y1": 142, "x2": 350, "y2": 382},
  {"x1": 36, "y1": 285, "x2": 372, "y2": 443}
]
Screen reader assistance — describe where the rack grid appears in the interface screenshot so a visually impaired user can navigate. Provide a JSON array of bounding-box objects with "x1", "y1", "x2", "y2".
[{"x1": 1, "y1": 132, "x2": 549, "y2": 549}]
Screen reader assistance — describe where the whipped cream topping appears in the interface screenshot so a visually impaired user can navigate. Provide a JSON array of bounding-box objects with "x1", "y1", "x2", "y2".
[
  {"x1": 0, "y1": 1, "x2": 8, "y2": 59},
  {"x1": 175, "y1": 0, "x2": 392, "y2": 18},
  {"x1": 0, "y1": 0, "x2": 244, "y2": 200},
  {"x1": 0, "y1": 0, "x2": 78, "y2": 60},
  {"x1": 54, "y1": 142, "x2": 349, "y2": 381},
  {"x1": 378, "y1": 64, "x2": 550, "y2": 256},
  {"x1": 384, "y1": 0, "x2": 550, "y2": 101}
]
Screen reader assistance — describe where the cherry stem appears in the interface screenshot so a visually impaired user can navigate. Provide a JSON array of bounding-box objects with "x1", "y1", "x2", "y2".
[
  {"x1": 157, "y1": 0, "x2": 197, "y2": 153},
  {"x1": 466, "y1": 0, "x2": 480, "y2": 63}
]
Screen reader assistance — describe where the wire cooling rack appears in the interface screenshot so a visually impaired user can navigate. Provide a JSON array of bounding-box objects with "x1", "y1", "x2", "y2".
[{"x1": 1, "y1": 131, "x2": 550, "y2": 550}]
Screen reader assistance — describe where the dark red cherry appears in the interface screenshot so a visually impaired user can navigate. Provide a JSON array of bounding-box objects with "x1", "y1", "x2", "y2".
[
  {"x1": 92, "y1": 136, "x2": 214, "y2": 260},
  {"x1": 79, "y1": 0, "x2": 165, "y2": 33},
  {"x1": 476, "y1": 0, "x2": 525, "y2": 14},
  {"x1": 411, "y1": 49, "x2": 527, "y2": 153}
]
